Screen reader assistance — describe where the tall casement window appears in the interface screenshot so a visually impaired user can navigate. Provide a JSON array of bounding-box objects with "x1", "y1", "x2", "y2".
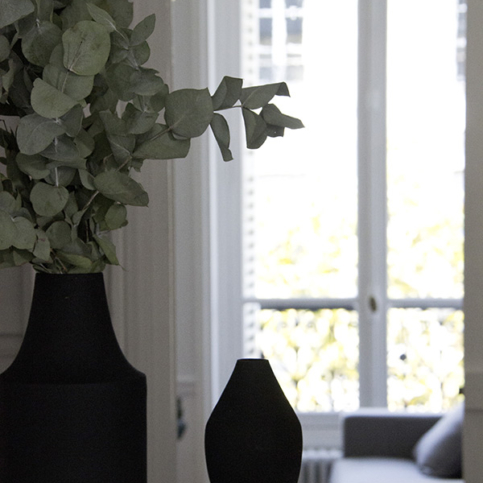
[{"x1": 229, "y1": 0, "x2": 466, "y2": 420}]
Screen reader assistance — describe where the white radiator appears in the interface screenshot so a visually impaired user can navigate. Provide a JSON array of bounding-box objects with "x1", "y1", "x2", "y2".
[{"x1": 298, "y1": 448, "x2": 341, "y2": 483}]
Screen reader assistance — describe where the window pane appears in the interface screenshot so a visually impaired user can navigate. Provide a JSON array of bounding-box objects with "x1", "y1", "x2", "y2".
[
  {"x1": 245, "y1": 0, "x2": 358, "y2": 299},
  {"x1": 386, "y1": 0, "x2": 465, "y2": 298},
  {"x1": 256, "y1": 309, "x2": 359, "y2": 411},
  {"x1": 387, "y1": 308, "x2": 464, "y2": 411}
]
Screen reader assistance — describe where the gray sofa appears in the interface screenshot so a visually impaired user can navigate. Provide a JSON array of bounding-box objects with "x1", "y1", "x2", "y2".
[{"x1": 329, "y1": 409, "x2": 464, "y2": 483}]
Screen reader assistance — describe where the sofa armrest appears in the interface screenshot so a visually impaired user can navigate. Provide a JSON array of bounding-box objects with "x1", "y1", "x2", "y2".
[{"x1": 342, "y1": 410, "x2": 441, "y2": 459}]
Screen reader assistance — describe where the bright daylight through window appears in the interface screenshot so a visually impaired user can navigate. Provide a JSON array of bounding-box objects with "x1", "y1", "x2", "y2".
[{"x1": 241, "y1": 0, "x2": 465, "y2": 413}]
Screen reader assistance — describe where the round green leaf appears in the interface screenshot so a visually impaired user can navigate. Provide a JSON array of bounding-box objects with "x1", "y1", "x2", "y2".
[
  {"x1": 63, "y1": 20, "x2": 111, "y2": 75},
  {"x1": 94, "y1": 171, "x2": 149, "y2": 206},
  {"x1": 86, "y1": 3, "x2": 117, "y2": 33},
  {"x1": 30, "y1": 182, "x2": 69, "y2": 216},
  {"x1": 210, "y1": 113, "x2": 233, "y2": 161},
  {"x1": 240, "y1": 82, "x2": 290, "y2": 109},
  {"x1": 105, "y1": 203, "x2": 127, "y2": 230},
  {"x1": 0, "y1": 210, "x2": 16, "y2": 250},
  {"x1": 22, "y1": 21, "x2": 62, "y2": 67},
  {"x1": 132, "y1": 125, "x2": 190, "y2": 160},
  {"x1": 33, "y1": 229, "x2": 51, "y2": 262},
  {"x1": 261, "y1": 104, "x2": 304, "y2": 130},
  {"x1": 93, "y1": 234, "x2": 119, "y2": 265},
  {"x1": 165, "y1": 88, "x2": 214, "y2": 138},
  {"x1": 16, "y1": 153, "x2": 51, "y2": 179},
  {"x1": 0, "y1": 191, "x2": 18, "y2": 214},
  {"x1": 43, "y1": 64, "x2": 95, "y2": 101},
  {"x1": 0, "y1": 0, "x2": 35, "y2": 30},
  {"x1": 12, "y1": 217, "x2": 36, "y2": 250},
  {"x1": 46, "y1": 220, "x2": 72, "y2": 249},
  {"x1": 242, "y1": 108, "x2": 268, "y2": 149},
  {"x1": 17, "y1": 113, "x2": 66, "y2": 155},
  {"x1": 0, "y1": 35, "x2": 10, "y2": 63},
  {"x1": 131, "y1": 14, "x2": 156, "y2": 46},
  {"x1": 31, "y1": 78, "x2": 78, "y2": 118}
]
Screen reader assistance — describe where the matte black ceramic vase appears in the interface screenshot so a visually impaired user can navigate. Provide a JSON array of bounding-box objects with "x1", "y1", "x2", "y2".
[
  {"x1": 205, "y1": 358, "x2": 303, "y2": 483},
  {"x1": 0, "y1": 273, "x2": 147, "y2": 483}
]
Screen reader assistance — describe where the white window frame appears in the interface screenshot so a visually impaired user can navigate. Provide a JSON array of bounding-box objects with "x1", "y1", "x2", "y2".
[{"x1": 172, "y1": 0, "x2": 465, "y2": 458}]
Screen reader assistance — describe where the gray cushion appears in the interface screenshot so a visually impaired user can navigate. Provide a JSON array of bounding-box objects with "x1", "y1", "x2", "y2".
[
  {"x1": 330, "y1": 457, "x2": 464, "y2": 483},
  {"x1": 413, "y1": 403, "x2": 464, "y2": 478}
]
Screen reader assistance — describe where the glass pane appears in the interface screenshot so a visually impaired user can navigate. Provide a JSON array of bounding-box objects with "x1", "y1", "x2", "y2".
[
  {"x1": 244, "y1": 0, "x2": 358, "y2": 299},
  {"x1": 387, "y1": 308, "x2": 464, "y2": 411},
  {"x1": 386, "y1": 0, "x2": 465, "y2": 298},
  {"x1": 256, "y1": 309, "x2": 359, "y2": 411}
]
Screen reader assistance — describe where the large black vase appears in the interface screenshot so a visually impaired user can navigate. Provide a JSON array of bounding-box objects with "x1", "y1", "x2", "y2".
[
  {"x1": 0, "y1": 272, "x2": 146, "y2": 483},
  {"x1": 205, "y1": 358, "x2": 303, "y2": 483}
]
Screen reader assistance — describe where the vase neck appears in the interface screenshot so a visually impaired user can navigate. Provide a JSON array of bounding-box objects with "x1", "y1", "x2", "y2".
[{"x1": 3, "y1": 273, "x2": 139, "y2": 383}]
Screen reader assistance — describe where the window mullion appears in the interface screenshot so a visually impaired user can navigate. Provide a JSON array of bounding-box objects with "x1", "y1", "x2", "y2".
[{"x1": 358, "y1": 0, "x2": 388, "y2": 408}]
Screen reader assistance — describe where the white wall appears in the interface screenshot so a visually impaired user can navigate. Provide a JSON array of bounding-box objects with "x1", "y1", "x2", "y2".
[
  {"x1": 464, "y1": 1, "x2": 483, "y2": 481},
  {"x1": 105, "y1": 1, "x2": 177, "y2": 482}
]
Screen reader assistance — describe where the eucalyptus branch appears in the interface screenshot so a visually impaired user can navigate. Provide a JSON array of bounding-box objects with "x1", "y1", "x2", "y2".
[{"x1": 0, "y1": 0, "x2": 302, "y2": 273}]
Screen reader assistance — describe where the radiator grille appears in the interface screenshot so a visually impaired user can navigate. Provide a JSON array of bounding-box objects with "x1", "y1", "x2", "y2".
[{"x1": 298, "y1": 448, "x2": 341, "y2": 483}]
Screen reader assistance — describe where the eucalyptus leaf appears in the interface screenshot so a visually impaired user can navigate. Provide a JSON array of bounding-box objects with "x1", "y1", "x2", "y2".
[
  {"x1": 74, "y1": 129, "x2": 95, "y2": 158},
  {"x1": 31, "y1": 78, "x2": 78, "y2": 118},
  {"x1": 210, "y1": 113, "x2": 233, "y2": 162},
  {"x1": 46, "y1": 220, "x2": 72, "y2": 248},
  {"x1": 12, "y1": 249, "x2": 34, "y2": 266},
  {"x1": 43, "y1": 63, "x2": 95, "y2": 101},
  {"x1": 59, "y1": 105, "x2": 84, "y2": 136},
  {"x1": 64, "y1": 192, "x2": 79, "y2": 218},
  {"x1": 33, "y1": 229, "x2": 51, "y2": 261},
  {"x1": 131, "y1": 68, "x2": 165, "y2": 97},
  {"x1": 78, "y1": 168, "x2": 96, "y2": 189},
  {"x1": 12, "y1": 217, "x2": 36, "y2": 250},
  {"x1": 131, "y1": 13, "x2": 155, "y2": 46},
  {"x1": 17, "y1": 113, "x2": 66, "y2": 155},
  {"x1": 133, "y1": 125, "x2": 190, "y2": 160},
  {"x1": 266, "y1": 125, "x2": 285, "y2": 138},
  {"x1": 0, "y1": 0, "x2": 35, "y2": 29},
  {"x1": 0, "y1": 249, "x2": 15, "y2": 269},
  {"x1": 93, "y1": 234, "x2": 119, "y2": 265},
  {"x1": 94, "y1": 170, "x2": 149, "y2": 206},
  {"x1": 106, "y1": 134, "x2": 135, "y2": 164},
  {"x1": 86, "y1": 3, "x2": 117, "y2": 32},
  {"x1": 240, "y1": 82, "x2": 290, "y2": 110},
  {"x1": 0, "y1": 191, "x2": 18, "y2": 214},
  {"x1": 30, "y1": 182, "x2": 69, "y2": 216},
  {"x1": 57, "y1": 241, "x2": 93, "y2": 269},
  {"x1": 105, "y1": 202, "x2": 127, "y2": 230},
  {"x1": 22, "y1": 21, "x2": 63, "y2": 67},
  {"x1": 261, "y1": 103, "x2": 304, "y2": 130},
  {"x1": 133, "y1": 89, "x2": 168, "y2": 113},
  {"x1": 165, "y1": 88, "x2": 213, "y2": 138},
  {"x1": 45, "y1": 166, "x2": 77, "y2": 186},
  {"x1": 59, "y1": 0, "x2": 91, "y2": 29},
  {"x1": 132, "y1": 42, "x2": 150, "y2": 66},
  {"x1": 16, "y1": 153, "x2": 51, "y2": 179},
  {"x1": 0, "y1": 209, "x2": 16, "y2": 250},
  {"x1": 242, "y1": 108, "x2": 268, "y2": 149},
  {"x1": 63, "y1": 20, "x2": 110, "y2": 75},
  {"x1": 105, "y1": 63, "x2": 136, "y2": 101},
  {"x1": 122, "y1": 103, "x2": 157, "y2": 134},
  {"x1": 99, "y1": 110, "x2": 127, "y2": 135},
  {"x1": 35, "y1": 0, "x2": 55, "y2": 22},
  {"x1": 212, "y1": 76, "x2": 243, "y2": 110},
  {"x1": 104, "y1": 0, "x2": 132, "y2": 28},
  {"x1": 42, "y1": 135, "x2": 85, "y2": 168},
  {"x1": 0, "y1": 36, "x2": 10, "y2": 63}
]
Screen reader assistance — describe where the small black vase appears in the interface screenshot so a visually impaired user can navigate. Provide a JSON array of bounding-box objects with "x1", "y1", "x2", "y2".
[
  {"x1": 205, "y1": 358, "x2": 303, "y2": 483},
  {"x1": 0, "y1": 272, "x2": 146, "y2": 483}
]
